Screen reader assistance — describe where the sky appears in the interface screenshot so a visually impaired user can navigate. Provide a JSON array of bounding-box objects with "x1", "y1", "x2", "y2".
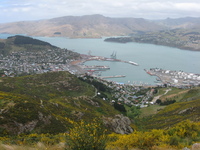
[{"x1": 1, "y1": 0, "x2": 200, "y2": 23}]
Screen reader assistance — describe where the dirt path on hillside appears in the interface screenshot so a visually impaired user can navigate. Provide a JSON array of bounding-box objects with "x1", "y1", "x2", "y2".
[
  {"x1": 161, "y1": 90, "x2": 189, "y2": 100},
  {"x1": 152, "y1": 89, "x2": 171, "y2": 103}
]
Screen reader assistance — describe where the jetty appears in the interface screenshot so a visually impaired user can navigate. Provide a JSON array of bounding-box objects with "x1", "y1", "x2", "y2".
[
  {"x1": 82, "y1": 65, "x2": 110, "y2": 71},
  {"x1": 100, "y1": 75, "x2": 126, "y2": 79}
]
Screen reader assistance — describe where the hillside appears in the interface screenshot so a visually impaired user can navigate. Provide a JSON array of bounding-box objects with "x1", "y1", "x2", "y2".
[
  {"x1": 1, "y1": 15, "x2": 200, "y2": 39},
  {"x1": 0, "y1": 35, "x2": 57, "y2": 56},
  {"x1": 0, "y1": 14, "x2": 164, "y2": 38},
  {"x1": 142, "y1": 87, "x2": 200, "y2": 129},
  {"x1": 155, "y1": 17, "x2": 200, "y2": 29},
  {"x1": 0, "y1": 71, "x2": 121, "y2": 135},
  {"x1": 105, "y1": 28, "x2": 200, "y2": 51},
  {"x1": 1, "y1": 84, "x2": 200, "y2": 149},
  {"x1": 0, "y1": 35, "x2": 82, "y2": 76}
]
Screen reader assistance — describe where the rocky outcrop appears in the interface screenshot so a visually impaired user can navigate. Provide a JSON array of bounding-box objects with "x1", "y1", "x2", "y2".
[
  {"x1": 192, "y1": 143, "x2": 200, "y2": 150},
  {"x1": 183, "y1": 147, "x2": 190, "y2": 150},
  {"x1": 1, "y1": 120, "x2": 38, "y2": 135},
  {"x1": 178, "y1": 107, "x2": 195, "y2": 115},
  {"x1": 103, "y1": 114, "x2": 133, "y2": 134},
  {"x1": 0, "y1": 112, "x2": 52, "y2": 135},
  {"x1": 13, "y1": 120, "x2": 38, "y2": 135},
  {"x1": 71, "y1": 110, "x2": 85, "y2": 120},
  {"x1": 182, "y1": 143, "x2": 200, "y2": 150}
]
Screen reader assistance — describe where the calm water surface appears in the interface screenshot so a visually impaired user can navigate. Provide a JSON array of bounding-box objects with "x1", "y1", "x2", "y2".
[{"x1": 1, "y1": 34, "x2": 200, "y2": 85}]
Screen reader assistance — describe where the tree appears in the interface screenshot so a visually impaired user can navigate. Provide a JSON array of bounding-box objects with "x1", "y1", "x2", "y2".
[
  {"x1": 156, "y1": 99, "x2": 162, "y2": 104},
  {"x1": 127, "y1": 105, "x2": 141, "y2": 120},
  {"x1": 114, "y1": 102, "x2": 126, "y2": 113}
]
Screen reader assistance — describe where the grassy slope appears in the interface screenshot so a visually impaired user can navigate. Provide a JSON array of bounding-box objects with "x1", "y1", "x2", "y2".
[
  {"x1": 0, "y1": 71, "x2": 94, "y2": 99},
  {"x1": 143, "y1": 87, "x2": 200, "y2": 129},
  {"x1": 0, "y1": 71, "x2": 119, "y2": 135},
  {"x1": 140, "y1": 88, "x2": 188, "y2": 117},
  {"x1": 140, "y1": 105, "x2": 166, "y2": 118}
]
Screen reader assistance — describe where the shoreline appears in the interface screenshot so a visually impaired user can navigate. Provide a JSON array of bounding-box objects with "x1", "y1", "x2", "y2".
[
  {"x1": 1, "y1": 33, "x2": 200, "y2": 52},
  {"x1": 105, "y1": 40, "x2": 200, "y2": 52},
  {"x1": 145, "y1": 68, "x2": 200, "y2": 87}
]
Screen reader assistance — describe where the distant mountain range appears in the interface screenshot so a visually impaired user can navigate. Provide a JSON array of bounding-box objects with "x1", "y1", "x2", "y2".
[
  {"x1": 155, "y1": 17, "x2": 200, "y2": 29},
  {"x1": 2, "y1": 14, "x2": 200, "y2": 38},
  {"x1": 0, "y1": 15, "x2": 200, "y2": 38}
]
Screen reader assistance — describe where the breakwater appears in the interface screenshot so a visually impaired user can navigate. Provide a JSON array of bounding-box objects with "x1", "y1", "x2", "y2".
[{"x1": 100, "y1": 75, "x2": 126, "y2": 79}]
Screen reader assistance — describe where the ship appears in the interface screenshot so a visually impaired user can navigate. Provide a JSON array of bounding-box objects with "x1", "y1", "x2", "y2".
[
  {"x1": 144, "y1": 69, "x2": 153, "y2": 75},
  {"x1": 128, "y1": 61, "x2": 139, "y2": 66}
]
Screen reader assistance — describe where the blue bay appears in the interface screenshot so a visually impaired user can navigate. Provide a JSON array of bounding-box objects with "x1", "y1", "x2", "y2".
[{"x1": 1, "y1": 34, "x2": 200, "y2": 85}]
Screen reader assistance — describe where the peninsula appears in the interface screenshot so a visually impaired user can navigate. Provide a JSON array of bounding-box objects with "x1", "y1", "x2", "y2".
[{"x1": 104, "y1": 28, "x2": 200, "y2": 51}]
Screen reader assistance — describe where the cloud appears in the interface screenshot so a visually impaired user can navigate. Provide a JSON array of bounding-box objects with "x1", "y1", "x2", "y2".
[
  {"x1": 174, "y1": 2, "x2": 200, "y2": 11},
  {"x1": 0, "y1": 0, "x2": 200, "y2": 23}
]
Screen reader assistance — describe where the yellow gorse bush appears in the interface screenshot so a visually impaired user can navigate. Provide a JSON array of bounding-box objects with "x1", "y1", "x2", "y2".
[
  {"x1": 66, "y1": 118, "x2": 107, "y2": 150},
  {"x1": 107, "y1": 130, "x2": 170, "y2": 150},
  {"x1": 107, "y1": 120, "x2": 200, "y2": 150}
]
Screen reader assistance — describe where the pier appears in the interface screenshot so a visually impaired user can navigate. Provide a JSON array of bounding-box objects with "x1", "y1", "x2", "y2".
[
  {"x1": 82, "y1": 65, "x2": 110, "y2": 71},
  {"x1": 71, "y1": 54, "x2": 139, "y2": 80},
  {"x1": 100, "y1": 75, "x2": 126, "y2": 79},
  {"x1": 79, "y1": 54, "x2": 139, "y2": 66}
]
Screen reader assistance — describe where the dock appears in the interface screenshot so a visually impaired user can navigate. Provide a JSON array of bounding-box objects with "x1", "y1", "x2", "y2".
[
  {"x1": 80, "y1": 54, "x2": 139, "y2": 66},
  {"x1": 82, "y1": 65, "x2": 110, "y2": 71},
  {"x1": 100, "y1": 75, "x2": 126, "y2": 79}
]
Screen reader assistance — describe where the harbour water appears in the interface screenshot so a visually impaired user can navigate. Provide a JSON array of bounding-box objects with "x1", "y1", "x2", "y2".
[{"x1": 1, "y1": 34, "x2": 200, "y2": 85}]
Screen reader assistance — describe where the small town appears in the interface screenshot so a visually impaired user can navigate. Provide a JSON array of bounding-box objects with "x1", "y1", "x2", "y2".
[
  {"x1": 0, "y1": 48, "x2": 83, "y2": 76},
  {"x1": 90, "y1": 76, "x2": 155, "y2": 105}
]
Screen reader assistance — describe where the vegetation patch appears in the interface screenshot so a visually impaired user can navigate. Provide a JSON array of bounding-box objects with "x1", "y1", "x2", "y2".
[
  {"x1": 0, "y1": 71, "x2": 119, "y2": 136},
  {"x1": 143, "y1": 98, "x2": 200, "y2": 129}
]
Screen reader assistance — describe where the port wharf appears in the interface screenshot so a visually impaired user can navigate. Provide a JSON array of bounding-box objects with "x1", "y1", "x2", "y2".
[
  {"x1": 70, "y1": 54, "x2": 139, "y2": 77},
  {"x1": 145, "y1": 68, "x2": 200, "y2": 87},
  {"x1": 78, "y1": 54, "x2": 139, "y2": 66},
  {"x1": 100, "y1": 75, "x2": 126, "y2": 79},
  {"x1": 82, "y1": 65, "x2": 110, "y2": 71}
]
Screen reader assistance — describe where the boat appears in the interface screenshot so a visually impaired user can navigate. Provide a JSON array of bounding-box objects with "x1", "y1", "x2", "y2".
[
  {"x1": 144, "y1": 69, "x2": 153, "y2": 75},
  {"x1": 110, "y1": 51, "x2": 117, "y2": 59},
  {"x1": 128, "y1": 61, "x2": 139, "y2": 66}
]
